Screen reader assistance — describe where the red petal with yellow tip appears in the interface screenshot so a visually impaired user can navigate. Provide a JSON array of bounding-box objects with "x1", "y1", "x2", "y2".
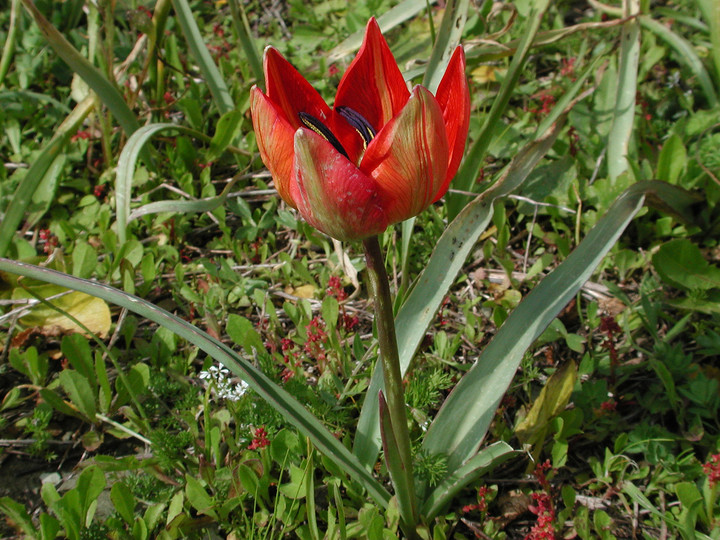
[
  {"x1": 294, "y1": 129, "x2": 388, "y2": 241},
  {"x1": 433, "y1": 46, "x2": 471, "y2": 200},
  {"x1": 264, "y1": 47, "x2": 332, "y2": 128},
  {"x1": 250, "y1": 86, "x2": 301, "y2": 208},
  {"x1": 360, "y1": 86, "x2": 449, "y2": 225},
  {"x1": 334, "y1": 18, "x2": 410, "y2": 133}
]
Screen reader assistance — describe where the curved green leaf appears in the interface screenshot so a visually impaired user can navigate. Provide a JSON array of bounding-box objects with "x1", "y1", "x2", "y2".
[
  {"x1": 421, "y1": 442, "x2": 515, "y2": 520},
  {"x1": 353, "y1": 116, "x2": 565, "y2": 468},
  {"x1": 115, "y1": 123, "x2": 203, "y2": 244},
  {"x1": 422, "y1": 181, "x2": 697, "y2": 483}
]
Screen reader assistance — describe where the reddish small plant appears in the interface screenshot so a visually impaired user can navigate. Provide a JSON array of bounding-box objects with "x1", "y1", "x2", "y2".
[
  {"x1": 703, "y1": 453, "x2": 720, "y2": 487},
  {"x1": 248, "y1": 427, "x2": 270, "y2": 450},
  {"x1": 304, "y1": 316, "x2": 329, "y2": 368},
  {"x1": 600, "y1": 315, "x2": 622, "y2": 385},
  {"x1": 462, "y1": 485, "x2": 490, "y2": 514},
  {"x1": 525, "y1": 460, "x2": 556, "y2": 540},
  {"x1": 38, "y1": 229, "x2": 58, "y2": 254}
]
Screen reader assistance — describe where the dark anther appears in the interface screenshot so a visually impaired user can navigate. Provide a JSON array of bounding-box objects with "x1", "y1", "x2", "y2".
[
  {"x1": 336, "y1": 106, "x2": 376, "y2": 148},
  {"x1": 298, "y1": 112, "x2": 349, "y2": 159}
]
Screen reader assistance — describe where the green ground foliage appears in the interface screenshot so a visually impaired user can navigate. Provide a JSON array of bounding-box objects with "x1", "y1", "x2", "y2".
[{"x1": 1, "y1": 0, "x2": 719, "y2": 538}]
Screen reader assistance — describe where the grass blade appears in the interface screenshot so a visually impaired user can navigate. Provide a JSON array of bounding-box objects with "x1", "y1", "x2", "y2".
[
  {"x1": 352, "y1": 117, "x2": 565, "y2": 468},
  {"x1": 328, "y1": 0, "x2": 438, "y2": 61},
  {"x1": 0, "y1": 96, "x2": 94, "y2": 257},
  {"x1": 228, "y1": 0, "x2": 264, "y2": 90},
  {"x1": 20, "y1": 0, "x2": 140, "y2": 137},
  {"x1": 422, "y1": 181, "x2": 698, "y2": 479},
  {"x1": 171, "y1": 0, "x2": 234, "y2": 115},
  {"x1": 0, "y1": 257, "x2": 392, "y2": 508},
  {"x1": 0, "y1": 0, "x2": 21, "y2": 86},
  {"x1": 127, "y1": 176, "x2": 242, "y2": 223},
  {"x1": 115, "y1": 123, "x2": 203, "y2": 245},
  {"x1": 606, "y1": 0, "x2": 640, "y2": 180},
  {"x1": 446, "y1": 0, "x2": 551, "y2": 219},
  {"x1": 422, "y1": 0, "x2": 469, "y2": 92}
]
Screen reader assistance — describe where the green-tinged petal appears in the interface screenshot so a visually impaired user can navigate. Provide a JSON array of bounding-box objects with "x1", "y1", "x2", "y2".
[
  {"x1": 433, "y1": 46, "x2": 470, "y2": 199},
  {"x1": 250, "y1": 86, "x2": 301, "y2": 208},
  {"x1": 294, "y1": 129, "x2": 388, "y2": 241},
  {"x1": 360, "y1": 86, "x2": 449, "y2": 225}
]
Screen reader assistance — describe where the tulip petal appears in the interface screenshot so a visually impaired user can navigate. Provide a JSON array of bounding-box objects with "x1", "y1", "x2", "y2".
[
  {"x1": 264, "y1": 47, "x2": 332, "y2": 128},
  {"x1": 334, "y1": 18, "x2": 410, "y2": 132},
  {"x1": 294, "y1": 129, "x2": 388, "y2": 241},
  {"x1": 250, "y1": 86, "x2": 301, "y2": 208},
  {"x1": 360, "y1": 86, "x2": 449, "y2": 225},
  {"x1": 433, "y1": 46, "x2": 471, "y2": 199}
]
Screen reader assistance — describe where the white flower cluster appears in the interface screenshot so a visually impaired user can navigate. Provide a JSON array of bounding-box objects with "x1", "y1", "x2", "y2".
[{"x1": 199, "y1": 364, "x2": 249, "y2": 402}]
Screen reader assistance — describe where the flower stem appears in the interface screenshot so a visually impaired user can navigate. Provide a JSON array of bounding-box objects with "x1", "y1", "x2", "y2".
[{"x1": 362, "y1": 235, "x2": 418, "y2": 533}]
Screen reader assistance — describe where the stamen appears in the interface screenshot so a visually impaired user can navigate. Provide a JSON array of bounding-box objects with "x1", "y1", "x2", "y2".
[
  {"x1": 298, "y1": 112, "x2": 349, "y2": 159},
  {"x1": 336, "y1": 106, "x2": 376, "y2": 148}
]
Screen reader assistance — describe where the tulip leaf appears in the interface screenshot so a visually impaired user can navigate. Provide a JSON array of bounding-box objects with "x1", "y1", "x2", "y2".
[
  {"x1": 420, "y1": 441, "x2": 515, "y2": 520},
  {"x1": 379, "y1": 392, "x2": 418, "y2": 531},
  {"x1": 353, "y1": 115, "x2": 566, "y2": 469},
  {"x1": 0, "y1": 257, "x2": 392, "y2": 509},
  {"x1": 421, "y1": 181, "x2": 698, "y2": 492}
]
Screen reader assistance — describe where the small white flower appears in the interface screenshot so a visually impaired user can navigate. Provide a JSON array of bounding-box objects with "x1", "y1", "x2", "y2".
[{"x1": 199, "y1": 363, "x2": 249, "y2": 402}]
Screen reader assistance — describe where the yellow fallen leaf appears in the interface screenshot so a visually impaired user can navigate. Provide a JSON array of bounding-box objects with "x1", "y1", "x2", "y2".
[
  {"x1": 284, "y1": 284, "x2": 316, "y2": 299},
  {"x1": 471, "y1": 65, "x2": 498, "y2": 84},
  {"x1": 16, "y1": 288, "x2": 111, "y2": 338}
]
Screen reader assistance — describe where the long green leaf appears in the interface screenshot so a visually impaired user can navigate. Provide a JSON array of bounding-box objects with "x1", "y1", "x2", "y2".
[
  {"x1": 0, "y1": 96, "x2": 94, "y2": 257},
  {"x1": 0, "y1": 257, "x2": 392, "y2": 508},
  {"x1": 422, "y1": 181, "x2": 698, "y2": 480},
  {"x1": 640, "y1": 15, "x2": 718, "y2": 107},
  {"x1": 20, "y1": 0, "x2": 141, "y2": 137},
  {"x1": 446, "y1": 0, "x2": 551, "y2": 219},
  {"x1": 171, "y1": 0, "x2": 234, "y2": 115},
  {"x1": 379, "y1": 392, "x2": 417, "y2": 533},
  {"x1": 353, "y1": 116, "x2": 565, "y2": 469},
  {"x1": 607, "y1": 0, "x2": 640, "y2": 180}
]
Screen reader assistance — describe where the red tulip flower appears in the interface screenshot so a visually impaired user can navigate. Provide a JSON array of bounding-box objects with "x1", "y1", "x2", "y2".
[{"x1": 250, "y1": 18, "x2": 470, "y2": 241}]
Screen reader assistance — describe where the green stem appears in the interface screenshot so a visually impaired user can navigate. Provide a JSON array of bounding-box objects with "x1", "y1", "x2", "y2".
[{"x1": 362, "y1": 236, "x2": 418, "y2": 535}]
